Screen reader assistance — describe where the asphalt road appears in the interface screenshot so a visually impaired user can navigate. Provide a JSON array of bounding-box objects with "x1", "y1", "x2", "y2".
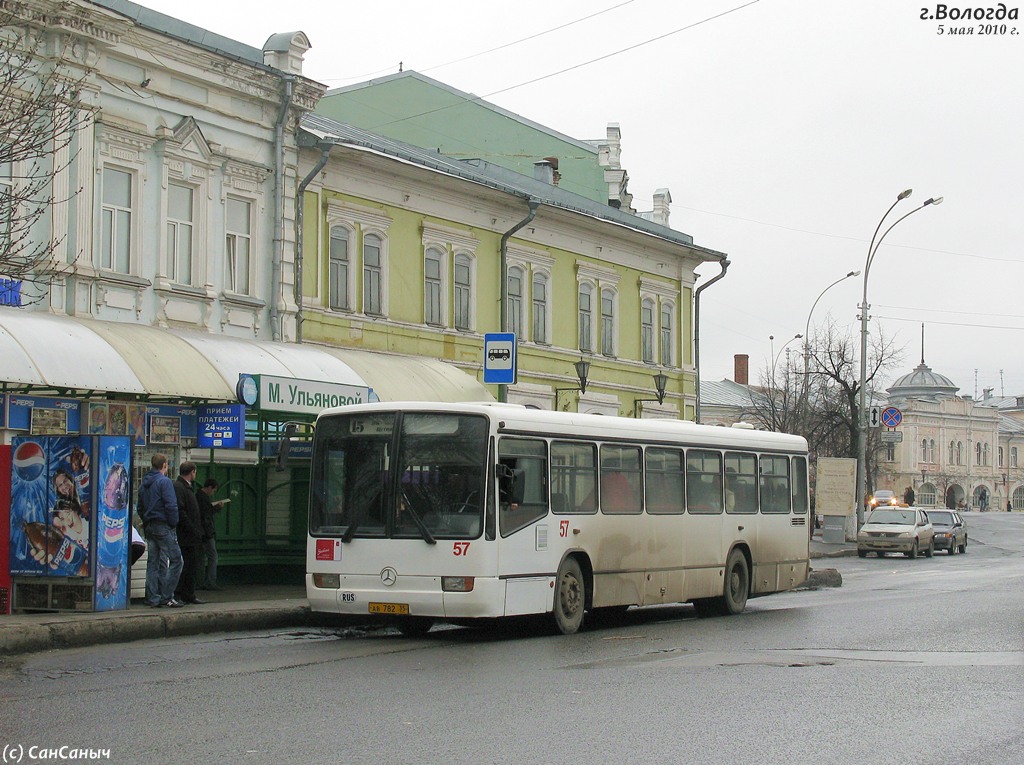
[{"x1": 3, "y1": 513, "x2": 1022, "y2": 765}]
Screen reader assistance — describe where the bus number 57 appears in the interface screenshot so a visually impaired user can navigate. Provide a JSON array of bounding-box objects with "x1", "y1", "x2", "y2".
[
  {"x1": 559, "y1": 520, "x2": 569, "y2": 538},
  {"x1": 453, "y1": 542, "x2": 470, "y2": 556}
]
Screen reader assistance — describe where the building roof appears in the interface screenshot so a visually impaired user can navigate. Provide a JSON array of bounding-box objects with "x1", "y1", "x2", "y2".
[
  {"x1": 699, "y1": 379, "x2": 755, "y2": 408},
  {"x1": 301, "y1": 114, "x2": 726, "y2": 258},
  {"x1": 87, "y1": 0, "x2": 268, "y2": 67},
  {"x1": 886, "y1": 361, "x2": 960, "y2": 401}
]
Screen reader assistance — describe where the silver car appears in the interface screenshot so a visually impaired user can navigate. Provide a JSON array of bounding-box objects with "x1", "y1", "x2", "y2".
[
  {"x1": 928, "y1": 509, "x2": 968, "y2": 554},
  {"x1": 857, "y1": 507, "x2": 935, "y2": 558}
]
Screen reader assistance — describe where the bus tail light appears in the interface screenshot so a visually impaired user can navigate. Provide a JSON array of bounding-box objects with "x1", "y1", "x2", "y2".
[
  {"x1": 442, "y1": 576, "x2": 475, "y2": 592},
  {"x1": 312, "y1": 573, "x2": 340, "y2": 589}
]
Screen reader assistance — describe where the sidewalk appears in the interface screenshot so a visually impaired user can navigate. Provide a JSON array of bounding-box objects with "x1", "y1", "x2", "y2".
[
  {"x1": 1, "y1": 539, "x2": 856, "y2": 658},
  {"x1": 0, "y1": 584, "x2": 315, "y2": 658}
]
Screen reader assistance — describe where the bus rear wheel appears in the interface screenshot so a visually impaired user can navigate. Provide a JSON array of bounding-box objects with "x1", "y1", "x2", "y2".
[
  {"x1": 553, "y1": 558, "x2": 586, "y2": 634},
  {"x1": 722, "y1": 549, "x2": 750, "y2": 614},
  {"x1": 692, "y1": 549, "x2": 750, "y2": 617}
]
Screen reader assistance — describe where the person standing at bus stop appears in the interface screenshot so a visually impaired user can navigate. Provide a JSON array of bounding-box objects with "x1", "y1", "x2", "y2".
[
  {"x1": 138, "y1": 454, "x2": 183, "y2": 608},
  {"x1": 172, "y1": 462, "x2": 205, "y2": 605},
  {"x1": 196, "y1": 477, "x2": 222, "y2": 591}
]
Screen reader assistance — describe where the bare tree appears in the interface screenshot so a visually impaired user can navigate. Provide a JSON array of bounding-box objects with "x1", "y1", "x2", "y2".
[
  {"x1": 1, "y1": 4, "x2": 88, "y2": 302},
  {"x1": 749, "y1": 320, "x2": 904, "y2": 498}
]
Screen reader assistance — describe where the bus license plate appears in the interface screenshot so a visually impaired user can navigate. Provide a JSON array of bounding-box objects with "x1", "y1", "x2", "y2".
[{"x1": 368, "y1": 602, "x2": 409, "y2": 615}]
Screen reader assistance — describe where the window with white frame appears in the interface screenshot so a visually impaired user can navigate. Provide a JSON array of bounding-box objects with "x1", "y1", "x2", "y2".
[
  {"x1": 508, "y1": 266, "x2": 524, "y2": 338},
  {"x1": 660, "y1": 302, "x2": 674, "y2": 366},
  {"x1": 329, "y1": 226, "x2": 350, "y2": 310},
  {"x1": 167, "y1": 182, "x2": 195, "y2": 285},
  {"x1": 601, "y1": 287, "x2": 616, "y2": 357},
  {"x1": 101, "y1": 167, "x2": 133, "y2": 273},
  {"x1": 578, "y1": 282, "x2": 593, "y2": 353},
  {"x1": 1013, "y1": 447, "x2": 1019, "y2": 468},
  {"x1": 454, "y1": 254, "x2": 472, "y2": 331},
  {"x1": 641, "y1": 298, "x2": 655, "y2": 363},
  {"x1": 532, "y1": 272, "x2": 549, "y2": 344},
  {"x1": 363, "y1": 233, "x2": 383, "y2": 315},
  {"x1": 225, "y1": 197, "x2": 252, "y2": 295},
  {"x1": 424, "y1": 247, "x2": 444, "y2": 326}
]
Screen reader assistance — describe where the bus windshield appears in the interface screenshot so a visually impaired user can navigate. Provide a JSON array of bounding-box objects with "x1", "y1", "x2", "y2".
[{"x1": 310, "y1": 411, "x2": 488, "y2": 541}]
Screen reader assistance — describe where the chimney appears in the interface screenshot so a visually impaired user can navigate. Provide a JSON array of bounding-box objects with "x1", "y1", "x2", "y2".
[
  {"x1": 652, "y1": 188, "x2": 672, "y2": 227},
  {"x1": 734, "y1": 354, "x2": 749, "y2": 386},
  {"x1": 534, "y1": 157, "x2": 560, "y2": 185}
]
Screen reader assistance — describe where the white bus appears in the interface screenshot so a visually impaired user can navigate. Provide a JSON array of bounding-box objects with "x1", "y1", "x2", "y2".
[{"x1": 305, "y1": 402, "x2": 810, "y2": 635}]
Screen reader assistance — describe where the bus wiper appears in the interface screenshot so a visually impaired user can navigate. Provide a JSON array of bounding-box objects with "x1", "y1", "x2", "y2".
[
  {"x1": 407, "y1": 507, "x2": 437, "y2": 545},
  {"x1": 401, "y1": 491, "x2": 437, "y2": 545},
  {"x1": 341, "y1": 520, "x2": 360, "y2": 543}
]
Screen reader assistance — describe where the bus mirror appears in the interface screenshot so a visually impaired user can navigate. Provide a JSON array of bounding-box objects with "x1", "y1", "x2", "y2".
[
  {"x1": 275, "y1": 423, "x2": 298, "y2": 472},
  {"x1": 497, "y1": 464, "x2": 525, "y2": 505}
]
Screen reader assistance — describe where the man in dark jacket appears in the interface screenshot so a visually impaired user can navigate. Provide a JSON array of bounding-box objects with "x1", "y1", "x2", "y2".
[
  {"x1": 173, "y1": 462, "x2": 205, "y2": 605},
  {"x1": 138, "y1": 453, "x2": 184, "y2": 608},
  {"x1": 196, "y1": 477, "x2": 221, "y2": 590}
]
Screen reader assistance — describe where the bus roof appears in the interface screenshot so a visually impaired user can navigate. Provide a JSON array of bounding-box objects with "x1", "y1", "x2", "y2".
[{"x1": 316, "y1": 401, "x2": 808, "y2": 453}]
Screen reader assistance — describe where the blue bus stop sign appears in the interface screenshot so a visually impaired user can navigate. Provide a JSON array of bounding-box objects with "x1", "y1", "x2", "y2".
[{"x1": 483, "y1": 333, "x2": 517, "y2": 384}]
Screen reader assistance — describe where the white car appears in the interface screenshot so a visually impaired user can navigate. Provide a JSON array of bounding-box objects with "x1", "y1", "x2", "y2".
[{"x1": 857, "y1": 507, "x2": 934, "y2": 558}]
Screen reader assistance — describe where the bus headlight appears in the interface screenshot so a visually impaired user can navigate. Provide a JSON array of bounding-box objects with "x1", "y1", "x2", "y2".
[
  {"x1": 442, "y1": 576, "x2": 475, "y2": 592},
  {"x1": 312, "y1": 573, "x2": 340, "y2": 589}
]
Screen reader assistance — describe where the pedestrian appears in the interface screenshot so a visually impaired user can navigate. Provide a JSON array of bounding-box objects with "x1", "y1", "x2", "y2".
[
  {"x1": 138, "y1": 453, "x2": 184, "y2": 608},
  {"x1": 196, "y1": 477, "x2": 222, "y2": 591},
  {"x1": 1009, "y1": 500, "x2": 1013, "y2": 513},
  {"x1": 903, "y1": 486, "x2": 915, "y2": 506},
  {"x1": 173, "y1": 462, "x2": 206, "y2": 605}
]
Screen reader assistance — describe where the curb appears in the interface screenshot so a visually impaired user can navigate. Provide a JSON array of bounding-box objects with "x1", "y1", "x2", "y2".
[{"x1": 0, "y1": 604, "x2": 312, "y2": 658}]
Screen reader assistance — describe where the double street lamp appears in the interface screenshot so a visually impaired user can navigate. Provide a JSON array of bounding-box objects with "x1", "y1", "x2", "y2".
[{"x1": 855, "y1": 190, "x2": 943, "y2": 526}]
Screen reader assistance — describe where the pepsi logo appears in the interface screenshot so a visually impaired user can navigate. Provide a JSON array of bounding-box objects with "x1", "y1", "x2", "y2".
[{"x1": 13, "y1": 441, "x2": 46, "y2": 482}]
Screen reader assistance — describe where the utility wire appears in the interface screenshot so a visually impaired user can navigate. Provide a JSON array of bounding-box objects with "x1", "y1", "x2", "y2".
[
  {"x1": 369, "y1": 0, "x2": 761, "y2": 129},
  {"x1": 324, "y1": 0, "x2": 637, "y2": 84}
]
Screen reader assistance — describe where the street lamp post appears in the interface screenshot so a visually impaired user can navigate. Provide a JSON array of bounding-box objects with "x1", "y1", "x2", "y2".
[
  {"x1": 801, "y1": 270, "x2": 861, "y2": 411},
  {"x1": 855, "y1": 190, "x2": 943, "y2": 527}
]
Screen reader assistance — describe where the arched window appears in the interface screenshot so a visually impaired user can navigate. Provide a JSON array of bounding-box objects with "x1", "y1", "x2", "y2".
[
  {"x1": 454, "y1": 254, "x2": 472, "y2": 331},
  {"x1": 999, "y1": 446, "x2": 1005, "y2": 468},
  {"x1": 976, "y1": 442, "x2": 982, "y2": 465},
  {"x1": 984, "y1": 443, "x2": 990, "y2": 466},
  {"x1": 660, "y1": 302, "x2": 673, "y2": 366},
  {"x1": 424, "y1": 247, "x2": 443, "y2": 325},
  {"x1": 1013, "y1": 485, "x2": 1024, "y2": 510},
  {"x1": 508, "y1": 265, "x2": 524, "y2": 337},
  {"x1": 532, "y1": 272, "x2": 549, "y2": 344},
  {"x1": 1012, "y1": 447, "x2": 1019, "y2": 468},
  {"x1": 641, "y1": 298, "x2": 655, "y2": 363},
  {"x1": 601, "y1": 287, "x2": 616, "y2": 357},
  {"x1": 329, "y1": 226, "x2": 350, "y2": 310},
  {"x1": 949, "y1": 441, "x2": 955, "y2": 465},
  {"x1": 921, "y1": 439, "x2": 928, "y2": 463},
  {"x1": 957, "y1": 441, "x2": 963, "y2": 466},
  {"x1": 578, "y1": 283, "x2": 593, "y2": 353},
  {"x1": 930, "y1": 440, "x2": 936, "y2": 463},
  {"x1": 363, "y1": 233, "x2": 383, "y2": 315}
]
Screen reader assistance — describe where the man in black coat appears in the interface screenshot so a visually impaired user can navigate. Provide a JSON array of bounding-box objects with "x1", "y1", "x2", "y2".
[{"x1": 173, "y1": 462, "x2": 205, "y2": 605}]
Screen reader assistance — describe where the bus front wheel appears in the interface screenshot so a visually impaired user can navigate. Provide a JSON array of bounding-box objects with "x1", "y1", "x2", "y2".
[{"x1": 553, "y1": 558, "x2": 586, "y2": 634}]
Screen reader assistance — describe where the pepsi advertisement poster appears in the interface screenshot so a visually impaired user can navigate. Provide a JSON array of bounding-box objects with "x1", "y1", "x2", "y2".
[
  {"x1": 9, "y1": 436, "x2": 133, "y2": 610},
  {"x1": 93, "y1": 437, "x2": 131, "y2": 611}
]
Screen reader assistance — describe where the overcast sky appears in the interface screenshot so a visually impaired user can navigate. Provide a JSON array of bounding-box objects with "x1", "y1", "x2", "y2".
[{"x1": 135, "y1": 0, "x2": 1024, "y2": 397}]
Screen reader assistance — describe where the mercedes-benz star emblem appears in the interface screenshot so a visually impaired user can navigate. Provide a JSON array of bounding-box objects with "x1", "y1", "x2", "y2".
[{"x1": 380, "y1": 567, "x2": 397, "y2": 586}]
